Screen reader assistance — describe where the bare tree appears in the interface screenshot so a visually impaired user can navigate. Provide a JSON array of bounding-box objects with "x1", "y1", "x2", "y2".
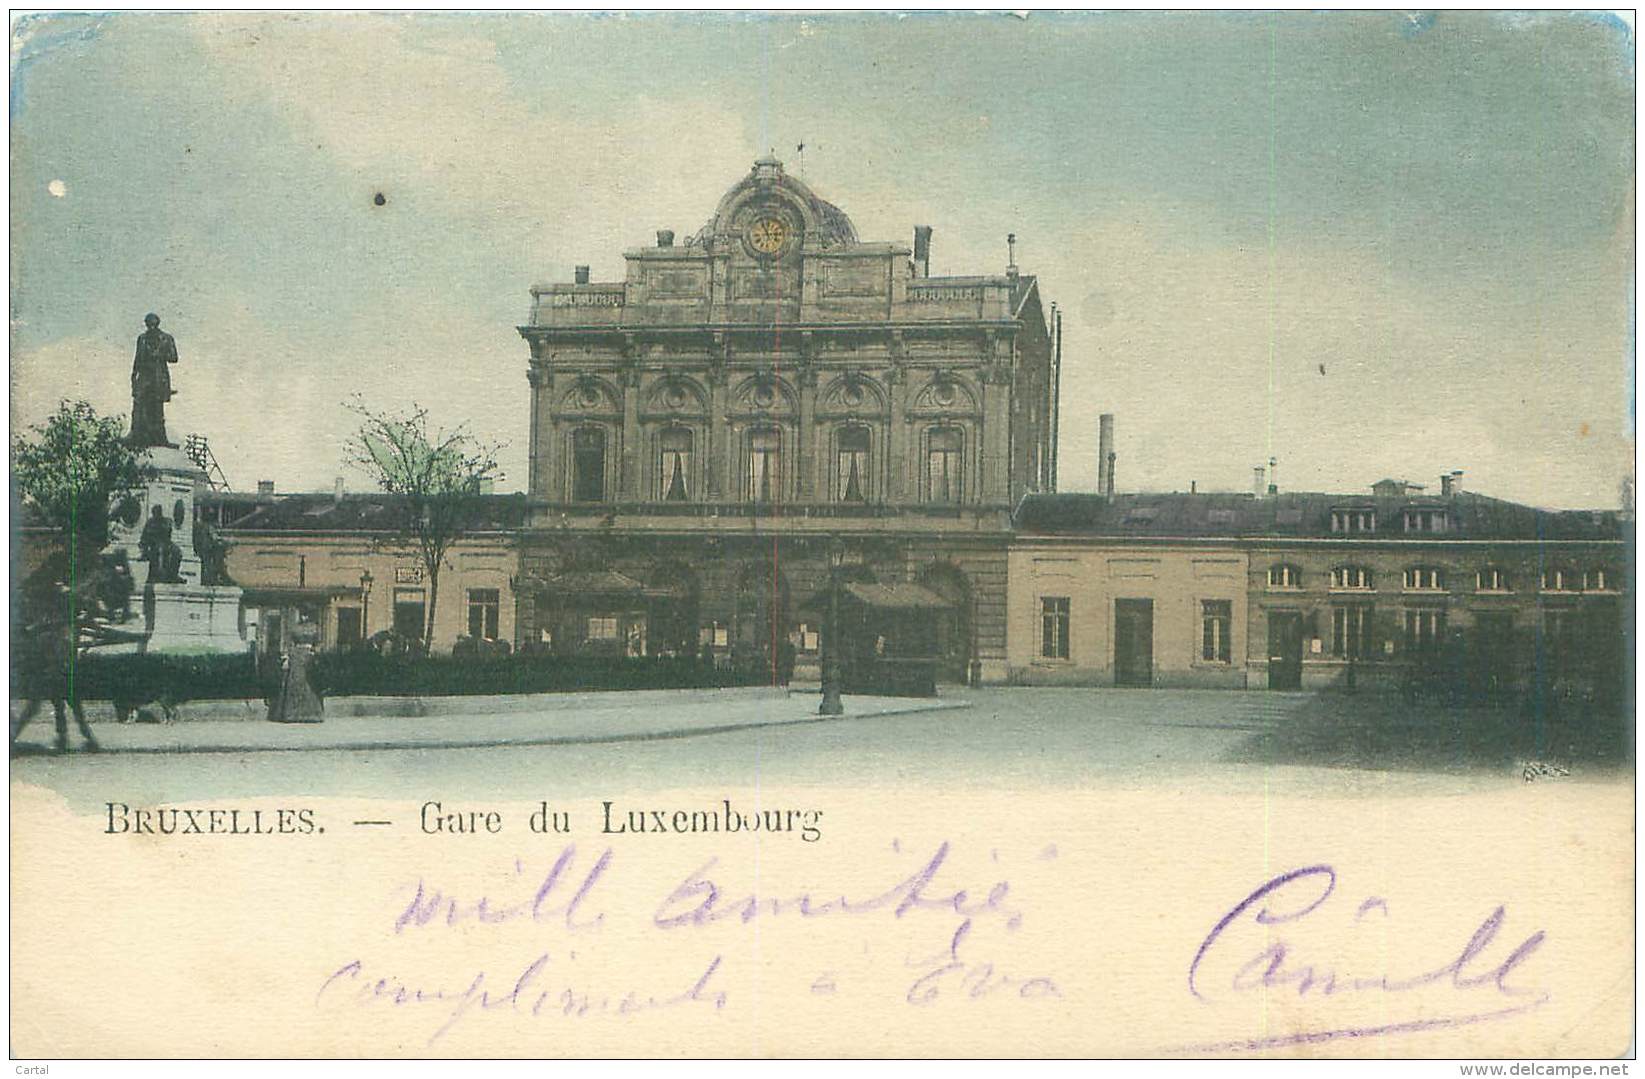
[{"x1": 343, "y1": 397, "x2": 503, "y2": 652}]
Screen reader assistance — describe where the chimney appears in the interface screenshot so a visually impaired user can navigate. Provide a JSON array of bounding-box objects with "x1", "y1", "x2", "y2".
[
  {"x1": 1006, "y1": 233, "x2": 1018, "y2": 277},
  {"x1": 656, "y1": 229, "x2": 674, "y2": 248},
  {"x1": 257, "y1": 479, "x2": 275, "y2": 496},
  {"x1": 333, "y1": 476, "x2": 345, "y2": 503},
  {"x1": 1252, "y1": 466, "x2": 1266, "y2": 498},
  {"x1": 1190, "y1": 480, "x2": 1197, "y2": 494},
  {"x1": 573, "y1": 265, "x2": 591, "y2": 285},
  {"x1": 1097, "y1": 414, "x2": 1115, "y2": 497},
  {"x1": 1441, "y1": 470, "x2": 1464, "y2": 497},
  {"x1": 1267, "y1": 457, "x2": 1278, "y2": 496},
  {"x1": 913, "y1": 226, "x2": 933, "y2": 278}
]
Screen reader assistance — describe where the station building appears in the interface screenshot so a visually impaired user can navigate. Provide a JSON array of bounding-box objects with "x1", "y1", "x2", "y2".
[{"x1": 512, "y1": 156, "x2": 1059, "y2": 681}]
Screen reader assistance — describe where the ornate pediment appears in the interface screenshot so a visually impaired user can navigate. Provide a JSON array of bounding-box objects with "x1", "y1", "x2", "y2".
[
  {"x1": 819, "y1": 373, "x2": 887, "y2": 415},
  {"x1": 730, "y1": 371, "x2": 797, "y2": 416},
  {"x1": 642, "y1": 375, "x2": 708, "y2": 417},
  {"x1": 911, "y1": 371, "x2": 979, "y2": 414},
  {"x1": 557, "y1": 374, "x2": 620, "y2": 415}
]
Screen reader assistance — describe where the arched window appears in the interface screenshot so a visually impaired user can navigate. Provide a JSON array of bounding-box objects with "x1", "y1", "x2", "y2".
[
  {"x1": 927, "y1": 427, "x2": 964, "y2": 503},
  {"x1": 658, "y1": 428, "x2": 692, "y2": 502},
  {"x1": 836, "y1": 426, "x2": 871, "y2": 502},
  {"x1": 572, "y1": 427, "x2": 606, "y2": 502},
  {"x1": 746, "y1": 428, "x2": 782, "y2": 503},
  {"x1": 1330, "y1": 565, "x2": 1374, "y2": 591},
  {"x1": 1476, "y1": 566, "x2": 1511, "y2": 592},
  {"x1": 1267, "y1": 564, "x2": 1302, "y2": 589},
  {"x1": 1402, "y1": 566, "x2": 1445, "y2": 591}
]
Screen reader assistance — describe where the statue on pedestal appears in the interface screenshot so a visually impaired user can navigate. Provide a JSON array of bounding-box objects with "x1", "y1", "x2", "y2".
[
  {"x1": 138, "y1": 505, "x2": 184, "y2": 584},
  {"x1": 129, "y1": 313, "x2": 178, "y2": 448}
]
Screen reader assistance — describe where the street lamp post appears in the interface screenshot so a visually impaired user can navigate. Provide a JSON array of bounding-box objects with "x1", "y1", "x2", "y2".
[
  {"x1": 359, "y1": 570, "x2": 374, "y2": 641},
  {"x1": 819, "y1": 538, "x2": 844, "y2": 716}
]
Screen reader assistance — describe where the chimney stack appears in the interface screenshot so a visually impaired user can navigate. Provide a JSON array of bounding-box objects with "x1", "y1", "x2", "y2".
[
  {"x1": 1097, "y1": 414, "x2": 1115, "y2": 497},
  {"x1": 1006, "y1": 233, "x2": 1018, "y2": 277},
  {"x1": 1252, "y1": 465, "x2": 1266, "y2": 498},
  {"x1": 1441, "y1": 470, "x2": 1464, "y2": 497},
  {"x1": 1267, "y1": 456, "x2": 1278, "y2": 496},
  {"x1": 257, "y1": 479, "x2": 274, "y2": 496},
  {"x1": 913, "y1": 226, "x2": 933, "y2": 278},
  {"x1": 333, "y1": 476, "x2": 345, "y2": 503},
  {"x1": 656, "y1": 229, "x2": 674, "y2": 248},
  {"x1": 573, "y1": 265, "x2": 591, "y2": 285}
]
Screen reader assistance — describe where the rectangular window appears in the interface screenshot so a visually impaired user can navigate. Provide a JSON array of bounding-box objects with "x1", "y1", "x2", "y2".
[
  {"x1": 927, "y1": 428, "x2": 964, "y2": 503},
  {"x1": 797, "y1": 623, "x2": 820, "y2": 652},
  {"x1": 1404, "y1": 609, "x2": 1446, "y2": 653},
  {"x1": 747, "y1": 430, "x2": 781, "y2": 503},
  {"x1": 467, "y1": 588, "x2": 500, "y2": 640},
  {"x1": 587, "y1": 616, "x2": 619, "y2": 640},
  {"x1": 1200, "y1": 600, "x2": 1232, "y2": 663},
  {"x1": 836, "y1": 427, "x2": 870, "y2": 502},
  {"x1": 1332, "y1": 605, "x2": 1374, "y2": 659},
  {"x1": 658, "y1": 429, "x2": 692, "y2": 502},
  {"x1": 1040, "y1": 597, "x2": 1071, "y2": 660},
  {"x1": 1476, "y1": 567, "x2": 1511, "y2": 592},
  {"x1": 1541, "y1": 569, "x2": 1573, "y2": 592},
  {"x1": 573, "y1": 428, "x2": 606, "y2": 502},
  {"x1": 1403, "y1": 508, "x2": 1448, "y2": 533},
  {"x1": 1267, "y1": 564, "x2": 1301, "y2": 589},
  {"x1": 699, "y1": 622, "x2": 730, "y2": 648}
]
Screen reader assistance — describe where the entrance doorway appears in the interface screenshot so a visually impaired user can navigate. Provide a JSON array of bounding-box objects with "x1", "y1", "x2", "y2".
[
  {"x1": 393, "y1": 588, "x2": 426, "y2": 642},
  {"x1": 1267, "y1": 611, "x2": 1303, "y2": 689},
  {"x1": 1114, "y1": 599, "x2": 1154, "y2": 687}
]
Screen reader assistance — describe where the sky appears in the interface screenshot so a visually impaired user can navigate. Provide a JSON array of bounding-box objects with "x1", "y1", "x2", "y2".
[{"x1": 9, "y1": 11, "x2": 1636, "y2": 509}]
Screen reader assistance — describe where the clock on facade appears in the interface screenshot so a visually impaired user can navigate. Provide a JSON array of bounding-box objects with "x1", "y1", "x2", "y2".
[{"x1": 746, "y1": 215, "x2": 790, "y2": 256}]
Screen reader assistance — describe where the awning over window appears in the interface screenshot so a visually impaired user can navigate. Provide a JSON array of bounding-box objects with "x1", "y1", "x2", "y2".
[
  {"x1": 801, "y1": 581, "x2": 954, "y2": 614},
  {"x1": 517, "y1": 570, "x2": 688, "y2": 600}
]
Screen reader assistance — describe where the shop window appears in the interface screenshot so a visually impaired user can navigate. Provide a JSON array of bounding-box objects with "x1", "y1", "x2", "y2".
[{"x1": 1404, "y1": 609, "x2": 1447, "y2": 653}]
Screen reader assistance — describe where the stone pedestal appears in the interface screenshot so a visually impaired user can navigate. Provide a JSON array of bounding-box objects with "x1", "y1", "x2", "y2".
[
  {"x1": 141, "y1": 582, "x2": 246, "y2": 654},
  {"x1": 108, "y1": 445, "x2": 205, "y2": 585},
  {"x1": 102, "y1": 445, "x2": 247, "y2": 655}
]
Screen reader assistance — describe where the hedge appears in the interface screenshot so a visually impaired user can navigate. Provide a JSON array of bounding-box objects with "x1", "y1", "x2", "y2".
[{"x1": 12, "y1": 650, "x2": 770, "y2": 702}]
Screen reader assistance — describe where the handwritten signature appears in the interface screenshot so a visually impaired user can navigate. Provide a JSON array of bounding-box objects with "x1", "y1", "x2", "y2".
[{"x1": 1178, "y1": 864, "x2": 1549, "y2": 1053}]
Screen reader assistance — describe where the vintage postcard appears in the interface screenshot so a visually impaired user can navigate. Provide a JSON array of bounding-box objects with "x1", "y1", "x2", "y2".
[{"x1": 8, "y1": 10, "x2": 1636, "y2": 1063}]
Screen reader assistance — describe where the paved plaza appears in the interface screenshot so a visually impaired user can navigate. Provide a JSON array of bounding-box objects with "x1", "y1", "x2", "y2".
[{"x1": 11, "y1": 686, "x2": 1629, "y2": 811}]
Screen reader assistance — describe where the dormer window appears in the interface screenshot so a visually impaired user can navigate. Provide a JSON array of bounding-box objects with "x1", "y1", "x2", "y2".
[
  {"x1": 1331, "y1": 508, "x2": 1376, "y2": 533},
  {"x1": 1330, "y1": 565, "x2": 1374, "y2": 591},
  {"x1": 1402, "y1": 566, "x2": 1445, "y2": 591},
  {"x1": 1267, "y1": 564, "x2": 1302, "y2": 590},
  {"x1": 1402, "y1": 508, "x2": 1448, "y2": 533},
  {"x1": 1541, "y1": 569, "x2": 1576, "y2": 592},
  {"x1": 1584, "y1": 568, "x2": 1618, "y2": 592},
  {"x1": 1476, "y1": 567, "x2": 1511, "y2": 592}
]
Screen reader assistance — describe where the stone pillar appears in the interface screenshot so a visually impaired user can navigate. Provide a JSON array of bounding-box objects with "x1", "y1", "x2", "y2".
[
  {"x1": 620, "y1": 366, "x2": 641, "y2": 500},
  {"x1": 981, "y1": 359, "x2": 1011, "y2": 504},
  {"x1": 797, "y1": 366, "x2": 818, "y2": 502},
  {"x1": 526, "y1": 366, "x2": 545, "y2": 498},
  {"x1": 707, "y1": 360, "x2": 728, "y2": 499},
  {"x1": 885, "y1": 361, "x2": 908, "y2": 502}
]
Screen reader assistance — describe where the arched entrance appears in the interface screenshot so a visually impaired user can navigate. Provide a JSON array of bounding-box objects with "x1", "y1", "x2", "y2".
[
  {"x1": 917, "y1": 562, "x2": 973, "y2": 683},
  {"x1": 645, "y1": 559, "x2": 700, "y2": 658}
]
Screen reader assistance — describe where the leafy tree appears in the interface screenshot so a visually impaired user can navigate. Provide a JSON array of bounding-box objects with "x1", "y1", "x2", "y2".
[
  {"x1": 343, "y1": 397, "x2": 504, "y2": 652},
  {"x1": 13, "y1": 399, "x2": 148, "y2": 573}
]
